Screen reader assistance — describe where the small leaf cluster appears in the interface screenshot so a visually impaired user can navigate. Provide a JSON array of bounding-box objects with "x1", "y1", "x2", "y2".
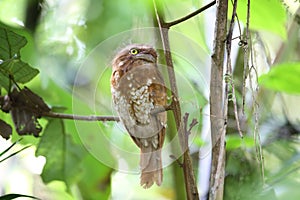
[{"x1": 0, "y1": 26, "x2": 45, "y2": 139}]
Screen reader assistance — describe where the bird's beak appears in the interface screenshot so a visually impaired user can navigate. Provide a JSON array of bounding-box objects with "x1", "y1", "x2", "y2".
[{"x1": 135, "y1": 53, "x2": 156, "y2": 63}]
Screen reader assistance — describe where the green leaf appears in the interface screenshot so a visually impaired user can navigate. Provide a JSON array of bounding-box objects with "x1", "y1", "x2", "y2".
[
  {"x1": 0, "y1": 57, "x2": 39, "y2": 90},
  {"x1": 0, "y1": 194, "x2": 40, "y2": 200},
  {"x1": 0, "y1": 27, "x2": 39, "y2": 90},
  {"x1": 258, "y1": 63, "x2": 300, "y2": 94},
  {"x1": 230, "y1": 0, "x2": 287, "y2": 39},
  {"x1": 0, "y1": 27, "x2": 27, "y2": 59},
  {"x1": 36, "y1": 119, "x2": 85, "y2": 186}
]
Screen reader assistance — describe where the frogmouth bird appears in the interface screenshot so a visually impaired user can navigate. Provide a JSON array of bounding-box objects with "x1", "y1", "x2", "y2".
[{"x1": 111, "y1": 44, "x2": 167, "y2": 188}]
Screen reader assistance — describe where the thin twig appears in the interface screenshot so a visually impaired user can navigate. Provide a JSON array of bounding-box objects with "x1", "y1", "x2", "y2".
[
  {"x1": 226, "y1": 0, "x2": 243, "y2": 138},
  {"x1": 188, "y1": 119, "x2": 198, "y2": 134},
  {"x1": 165, "y1": 0, "x2": 216, "y2": 28},
  {"x1": 249, "y1": 64, "x2": 264, "y2": 182},
  {"x1": 169, "y1": 154, "x2": 184, "y2": 168},
  {"x1": 183, "y1": 113, "x2": 198, "y2": 140},
  {"x1": 245, "y1": 0, "x2": 265, "y2": 183},
  {"x1": 226, "y1": 0, "x2": 238, "y2": 49},
  {"x1": 242, "y1": 0, "x2": 251, "y2": 114}
]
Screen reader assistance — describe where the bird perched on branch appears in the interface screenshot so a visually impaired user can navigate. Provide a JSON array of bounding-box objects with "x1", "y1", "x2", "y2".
[{"x1": 111, "y1": 44, "x2": 167, "y2": 188}]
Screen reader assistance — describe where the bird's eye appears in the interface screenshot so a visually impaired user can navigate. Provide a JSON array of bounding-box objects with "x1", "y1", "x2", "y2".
[{"x1": 130, "y1": 48, "x2": 139, "y2": 55}]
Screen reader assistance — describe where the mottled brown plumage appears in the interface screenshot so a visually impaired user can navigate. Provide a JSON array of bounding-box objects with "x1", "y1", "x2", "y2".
[{"x1": 111, "y1": 44, "x2": 167, "y2": 188}]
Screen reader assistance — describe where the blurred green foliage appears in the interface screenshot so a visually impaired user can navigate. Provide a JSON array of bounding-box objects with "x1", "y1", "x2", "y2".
[
  {"x1": 259, "y1": 63, "x2": 300, "y2": 94},
  {"x1": 229, "y1": 0, "x2": 287, "y2": 39}
]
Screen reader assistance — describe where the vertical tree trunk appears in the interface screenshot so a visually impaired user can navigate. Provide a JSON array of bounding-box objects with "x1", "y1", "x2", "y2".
[{"x1": 209, "y1": 0, "x2": 228, "y2": 200}]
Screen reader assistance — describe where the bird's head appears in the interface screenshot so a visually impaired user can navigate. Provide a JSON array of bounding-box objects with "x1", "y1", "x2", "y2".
[{"x1": 112, "y1": 44, "x2": 157, "y2": 73}]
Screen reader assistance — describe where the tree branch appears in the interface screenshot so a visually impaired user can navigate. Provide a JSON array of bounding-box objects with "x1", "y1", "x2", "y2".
[
  {"x1": 41, "y1": 112, "x2": 120, "y2": 122},
  {"x1": 165, "y1": 0, "x2": 216, "y2": 28},
  {"x1": 153, "y1": 1, "x2": 199, "y2": 199},
  {"x1": 209, "y1": 0, "x2": 228, "y2": 199},
  {"x1": 40, "y1": 104, "x2": 173, "y2": 122}
]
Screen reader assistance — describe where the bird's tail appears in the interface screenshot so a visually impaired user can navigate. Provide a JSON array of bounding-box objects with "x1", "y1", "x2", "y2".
[{"x1": 140, "y1": 144, "x2": 163, "y2": 189}]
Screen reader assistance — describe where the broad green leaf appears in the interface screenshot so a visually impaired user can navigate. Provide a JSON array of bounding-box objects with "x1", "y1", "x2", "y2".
[
  {"x1": 258, "y1": 63, "x2": 300, "y2": 94},
  {"x1": 0, "y1": 27, "x2": 27, "y2": 60},
  {"x1": 0, "y1": 27, "x2": 39, "y2": 90},
  {"x1": 230, "y1": 0, "x2": 287, "y2": 39},
  {"x1": 0, "y1": 194, "x2": 40, "y2": 200},
  {"x1": 0, "y1": 55, "x2": 39, "y2": 91},
  {"x1": 36, "y1": 119, "x2": 85, "y2": 186}
]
